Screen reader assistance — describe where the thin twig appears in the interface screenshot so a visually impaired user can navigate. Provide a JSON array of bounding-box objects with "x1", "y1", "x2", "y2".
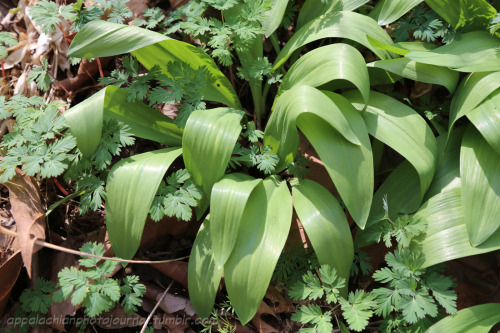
[
  {"x1": 1, "y1": 58, "x2": 5, "y2": 77},
  {"x1": 0, "y1": 225, "x2": 189, "y2": 264},
  {"x1": 140, "y1": 280, "x2": 174, "y2": 333},
  {"x1": 52, "y1": 177, "x2": 69, "y2": 196}
]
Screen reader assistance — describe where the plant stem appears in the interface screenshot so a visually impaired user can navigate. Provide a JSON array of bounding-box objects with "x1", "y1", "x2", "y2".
[
  {"x1": 0, "y1": 225, "x2": 189, "y2": 264},
  {"x1": 1, "y1": 58, "x2": 5, "y2": 77},
  {"x1": 270, "y1": 32, "x2": 281, "y2": 54},
  {"x1": 52, "y1": 177, "x2": 69, "y2": 196},
  {"x1": 140, "y1": 280, "x2": 174, "y2": 333}
]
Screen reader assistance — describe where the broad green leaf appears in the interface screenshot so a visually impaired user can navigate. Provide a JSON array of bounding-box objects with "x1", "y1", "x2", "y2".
[
  {"x1": 67, "y1": 20, "x2": 240, "y2": 109},
  {"x1": 225, "y1": 177, "x2": 292, "y2": 324},
  {"x1": 106, "y1": 148, "x2": 182, "y2": 260},
  {"x1": 423, "y1": 127, "x2": 464, "y2": 201},
  {"x1": 427, "y1": 303, "x2": 500, "y2": 333},
  {"x1": 183, "y1": 108, "x2": 243, "y2": 216},
  {"x1": 460, "y1": 126, "x2": 500, "y2": 246},
  {"x1": 64, "y1": 85, "x2": 182, "y2": 157},
  {"x1": 356, "y1": 160, "x2": 421, "y2": 247},
  {"x1": 412, "y1": 184, "x2": 500, "y2": 268},
  {"x1": 467, "y1": 89, "x2": 500, "y2": 154},
  {"x1": 292, "y1": 179, "x2": 353, "y2": 294},
  {"x1": 366, "y1": 58, "x2": 459, "y2": 94},
  {"x1": 370, "y1": 0, "x2": 422, "y2": 25},
  {"x1": 262, "y1": 0, "x2": 289, "y2": 37},
  {"x1": 188, "y1": 218, "x2": 223, "y2": 319},
  {"x1": 405, "y1": 31, "x2": 500, "y2": 72},
  {"x1": 280, "y1": 44, "x2": 370, "y2": 105},
  {"x1": 274, "y1": 11, "x2": 395, "y2": 71},
  {"x1": 367, "y1": 35, "x2": 410, "y2": 55},
  {"x1": 264, "y1": 87, "x2": 373, "y2": 227},
  {"x1": 345, "y1": 90, "x2": 438, "y2": 200},
  {"x1": 424, "y1": 0, "x2": 497, "y2": 31},
  {"x1": 449, "y1": 71, "x2": 500, "y2": 130},
  {"x1": 296, "y1": 0, "x2": 370, "y2": 29},
  {"x1": 209, "y1": 174, "x2": 261, "y2": 267}
]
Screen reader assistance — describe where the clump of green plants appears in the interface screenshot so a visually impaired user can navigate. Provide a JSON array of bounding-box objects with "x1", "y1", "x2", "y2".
[
  {"x1": 53, "y1": 242, "x2": 146, "y2": 317},
  {"x1": 199, "y1": 298, "x2": 237, "y2": 333},
  {"x1": 5, "y1": 242, "x2": 145, "y2": 332},
  {"x1": 0, "y1": 31, "x2": 18, "y2": 75},
  {"x1": 391, "y1": 4, "x2": 455, "y2": 43}
]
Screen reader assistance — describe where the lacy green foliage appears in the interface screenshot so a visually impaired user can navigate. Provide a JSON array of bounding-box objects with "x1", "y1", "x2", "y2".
[
  {"x1": 350, "y1": 246, "x2": 372, "y2": 277},
  {"x1": 272, "y1": 242, "x2": 318, "y2": 285},
  {"x1": 0, "y1": 96, "x2": 76, "y2": 182},
  {"x1": 287, "y1": 155, "x2": 311, "y2": 180},
  {"x1": 19, "y1": 278, "x2": 54, "y2": 314},
  {"x1": 365, "y1": 195, "x2": 428, "y2": 249},
  {"x1": 282, "y1": 1, "x2": 299, "y2": 29},
  {"x1": 27, "y1": 58, "x2": 53, "y2": 91},
  {"x1": 290, "y1": 265, "x2": 375, "y2": 332},
  {"x1": 0, "y1": 31, "x2": 18, "y2": 59},
  {"x1": 237, "y1": 56, "x2": 282, "y2": 84},
  {"x1": 229, "y1": 124, "x2": 279, "y2": 175},
  {"x1": 392, "y1": 4, "x2": 455, "y2": 43},
  {"x1": 339, "y1": 290, "x2": 378, "y2": 332},
  {"x1": 53, "y1": 242, "x2": 146, "y2": 317},
  {"x1": 200, "y1": 299, "x2": 237, "y2": 333},
  {"x1": 149, "y1": 169, "x2": 203, "y2": 222},
  {"x1": 8, "y1": 278, "x2": 54, "y2": 333},
  {"x1": 164, "y1": 0, "x2": 272, "y2": 66},
  {"x1": 30, "y1": 0, "x2": 132, "y2": 34},
  {"x1": 490, "y1": 13, "x2": 500, "y2": 34},
  {"x1": 100, "y1": 58, "x2": 207, "y2": 128},
  {"x1": 132, "y1": 7, "x2": 165, "y2": 29},
  {"x1": 371, "y1": 249, "x2": 457, "y2": 330},
  {"x1": 65, "y1": 119, "x2": 135, "y2": 214}
]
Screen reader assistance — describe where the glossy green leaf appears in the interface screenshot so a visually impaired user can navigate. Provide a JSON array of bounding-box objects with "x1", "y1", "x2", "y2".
[
  {"x1": 64, "y1": 86, "x2": 182, "y2": 156},
  {"x1": 210, "y1": 174, "x2": 262, "y2": 267},
  {"x1": 183, "y1": 108, "x2": 244, "y2": 214},
  {"x1": 67, "y1": 20, "x2": 240, "y2": 109},
  {"x1": 405, "y1": 31, "x2": 500, "y2": 72},
  {"x1": 424, "y1": 0, "x2": 497, "y2": 31},
  {"x1": 296, "y1": 0, "x2": 370, "y2": 29},
  {"x1": 262, "y1": 0, "x2": 289, "y2": 37},
  {"x1": 188, "y1": 218, "x2": 223, "y2": 319},
  {"x1": 106, "y1": 148, "x2": 182, "y2": 260},
  {"x1": 274, "y1": 11, "x2": 395, "y2": 70},
  {"x1": 264, "y1": 87, "x2": 373, "y2": 227},
  {"x1": 427, "y1": 303, "x2": 500, "y2": 333},
  {"x1": 460, "y1": 126, "x2": 500, "y2": 246},
  {"x1": 355, "y1": 160, "x2": 421, "y2": 247},
  {"x1": 467, "y1": 89, "x2": 500, "y2": 154},
  {"x1": 345, "y1": 90, "x2": 438, "y2": 200},
  {"x1": 370, "y1": 0, "x2": 422, "y2": 25},
  {"x1": 280, "y1": 44, "x2": 370, "y2": 105},
  {"x1": 412, "y1": 184, "x2": 500, "y2": 268},
  {"x1": 449, "y1": 71, "x2": 500, "y2": 131},
  {"x1": 367, "y1": 35, "x2": 410, "y2": 55},
  {"x1": 292, "y1": 179, "x2": 353, "y2": 294},
  {"x1": 367, "y1": 58, "x2": 459, "y2": 93},
  {"x1": 225, "y1": 177, "x2": 292, "y2": 324},
  {"x1": 423, "y1": 127, "x2": 464, "y2": 201}
]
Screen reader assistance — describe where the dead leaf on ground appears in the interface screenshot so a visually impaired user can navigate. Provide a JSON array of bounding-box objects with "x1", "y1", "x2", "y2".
[
  {"x1": 265, "y1": 286, "x2": 295, "y2": 314},
  {"x1": 151, "y1": 261, "x2": 188, "y2": 288},
  {"x1": 4, "y1": 169, "x2": 45, "y2": 277},
  {"x1": 0, "y1": 250, "x2": 23, "y2": 316},
  {"x1": 251, "y1": 301, "x2": 279, "y2": 333}
]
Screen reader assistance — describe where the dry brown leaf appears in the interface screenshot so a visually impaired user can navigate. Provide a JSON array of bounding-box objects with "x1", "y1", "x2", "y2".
[
  {"x1": 0, "y1": 250, "x2": 23, "y2": 316},
  {"x1": 265, "y1": 286, "x2": 295, "y2": 314},
  {"x1": 151, "y1": 261, "x2": 188, "y2": 288},
  {"x1": 250, "y1": 301, "x2": 278, "y2": 333},
  {"x1": 4, "y1": 169, "x2": 45, "y2": 277}
]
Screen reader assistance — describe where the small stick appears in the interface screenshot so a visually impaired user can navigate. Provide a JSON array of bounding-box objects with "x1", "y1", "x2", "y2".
[
  {"x1": 1, "y1": 58, "x2": 5, "y2": 77},
  {"x1": 140, "y1": 280, "x2": 174, "y2": 333},
  {"x1": 0, "y1": 225, "x2": 189, "y2": 264},
  {"x1": 52, "y1": 177, "x2": 69, "y2": 196},
  {"x1": 96, "y1": 58, "x2": 104, "y2": 78}
]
